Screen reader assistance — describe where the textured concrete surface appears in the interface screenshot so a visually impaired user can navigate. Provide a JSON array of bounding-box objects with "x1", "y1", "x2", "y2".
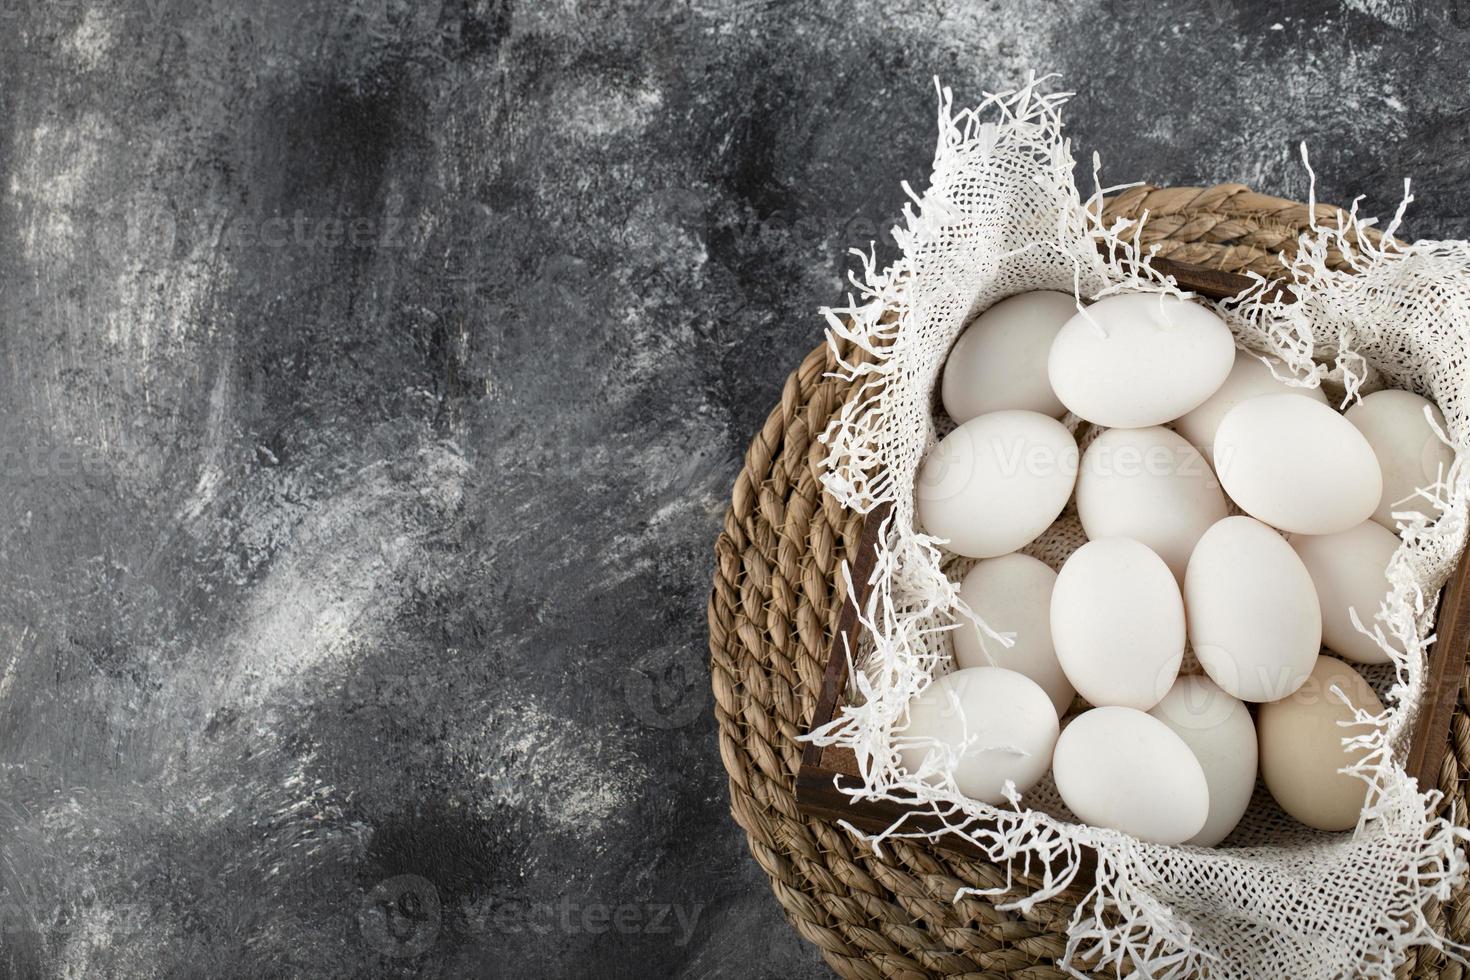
[{"x1": 0, "y1": 1, "x2": 1467, "y2": 977}]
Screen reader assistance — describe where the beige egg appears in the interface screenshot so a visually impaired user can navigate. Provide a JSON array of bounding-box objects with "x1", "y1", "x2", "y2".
[
  {"x1": 1051, "y1": 538, "x2": 1184, "y2": 711},
  {"x1": 1184, "y1": 516, "x2": 1320, "y2": 702},
  {"x1": 1258, "y1": 655, "x2": 1383, "y2": 831},
  {"x1": 942, "y1": 291, "x2": 1076, "y2": 422},
  {"x1": 897, "y1": 667, "x2": 1060, "y2": 804},
  {"x1": 1290, "y1": 520, "x2": 1402, "y2": 666},
  {"x1": 953, "y1": 554, "x2": 1075, "y2": 716},
  {"x1": 1075, "y1": 426, "x2": 1229, "y2": 581},
  {"x1": 916, "y1": 410, "x2": 1078, "y2": 558},
  {"x1": 1052, "y1": 706, "x2": 1209, "y2": 844},
  {"x1": 1149, "y1": 675, "x2": 1257, "y2": 846},
  {"x1": 1173, "y1": 349, "x2": 1328, "y2": 463},
  {"x1": 1213, "y1": 394, "x2": 1382, "y2": 535},
  {"x1": 1047, "y1": 292, "x2": 1235, "y2": 428},
  {"x1": 1345, "y1": 389, "x2": 1457, "y2": 530}
]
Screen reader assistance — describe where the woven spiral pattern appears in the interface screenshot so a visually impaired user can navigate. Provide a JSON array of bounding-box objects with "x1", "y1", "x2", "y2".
[{"x1": 706, "y1": 186, "x2": 1468, "y2": 979}]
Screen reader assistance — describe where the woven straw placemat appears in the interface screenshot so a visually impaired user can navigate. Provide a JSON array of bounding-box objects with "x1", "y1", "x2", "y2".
[{"x1": 706, "y1": 185, "x2": 1470, "y2": 979}]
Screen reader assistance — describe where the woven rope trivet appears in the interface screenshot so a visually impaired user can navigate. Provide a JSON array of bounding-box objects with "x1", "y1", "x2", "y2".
[{"x1": 706, "y1": 185, "x2": 1470, "y2": 979}]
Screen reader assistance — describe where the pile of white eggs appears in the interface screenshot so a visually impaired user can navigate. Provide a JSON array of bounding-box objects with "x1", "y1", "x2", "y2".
[{"x1": 901, "y1": 290, "x2": 1454, "y2": 845}]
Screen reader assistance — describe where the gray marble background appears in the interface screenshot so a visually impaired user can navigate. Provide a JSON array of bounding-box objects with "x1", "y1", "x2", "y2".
[{"x1": 0, "y1": 0, "x2": 1466, "y2": 977}]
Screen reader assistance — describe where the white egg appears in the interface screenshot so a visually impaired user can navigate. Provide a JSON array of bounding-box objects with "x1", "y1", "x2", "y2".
[
  {"x1": 896, "y1": 667, "x2": 1060, "y2": 804},
  {"x1": 1258, "y1": 655, "x2": 1382, "y2": 832},
  {"x1": 1051, "y1": 538, "x2": 1184, "y2": 710},
  {"x1": 1052, "y1": 706, "x2": 1209, "y2": 844},
  {"x1": 1047, "y1": 292, "x2": 1235, "y2": 427},
  {"x1": 916, "y1": 410, "x2": 1078, "y2": 558},
  {"x1": 1149, "y1": 675, "x2": 1258, "y2": 846},
  {"x1": 942, "y1": 291, "x2": 1076, "y2": 422},
  {"x1": 1290, "y1": 520, "x2": 1401, "y2": 666},
  {"x1": 1213, "y1": 394, "x2": 1382, "y2": 535},
  {"x1": 1075, "y1": 426, "x2": 1229, "y2": 581},
  {"x1": 1173, "y1": 348, "x2": 1329, "y2": 462},
  {"x1": 1185, "y1": 516, "x2": 1321, "y2": 702},
  {"x1": 953, "y1": 554, "x2": 1074, "y2": 716},
  {"x1": 1345, "y1": 389, "x2": 1457, "y2": 530}
]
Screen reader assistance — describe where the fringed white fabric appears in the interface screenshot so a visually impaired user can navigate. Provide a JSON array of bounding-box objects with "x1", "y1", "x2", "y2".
[{"x1": 805, "y1": 76, "x2": 1470, "y2": 978}]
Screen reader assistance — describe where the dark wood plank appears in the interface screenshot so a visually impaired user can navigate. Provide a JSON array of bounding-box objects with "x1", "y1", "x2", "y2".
[
  {"x1": 1140, "y1": 255, "x2": 1277, "y2": 303},
  {"x1": 1096, "y1": 247, "x2": 1287, "y2": 305},
  {"x1": 799, "y1": 500, "x2": 893, "y2": 771},
  {"x1": 1407, "y1": 558, "x2": 1470, "y2": 791}
]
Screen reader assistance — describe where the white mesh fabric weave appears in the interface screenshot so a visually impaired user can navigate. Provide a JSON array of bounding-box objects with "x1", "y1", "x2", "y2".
[{"x1": 807, "y1": 78, "x2": 1470, "y2": 979}]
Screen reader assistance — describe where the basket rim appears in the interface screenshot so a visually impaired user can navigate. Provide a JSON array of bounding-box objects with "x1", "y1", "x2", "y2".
[{"x1": 706, "y1": 182, "x2": 1468, "y2": 979}]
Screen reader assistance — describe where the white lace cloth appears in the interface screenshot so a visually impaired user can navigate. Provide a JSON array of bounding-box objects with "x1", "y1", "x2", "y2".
[{"x1": 806, "y1": 78, "x2": 1470, "y2": 979}]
